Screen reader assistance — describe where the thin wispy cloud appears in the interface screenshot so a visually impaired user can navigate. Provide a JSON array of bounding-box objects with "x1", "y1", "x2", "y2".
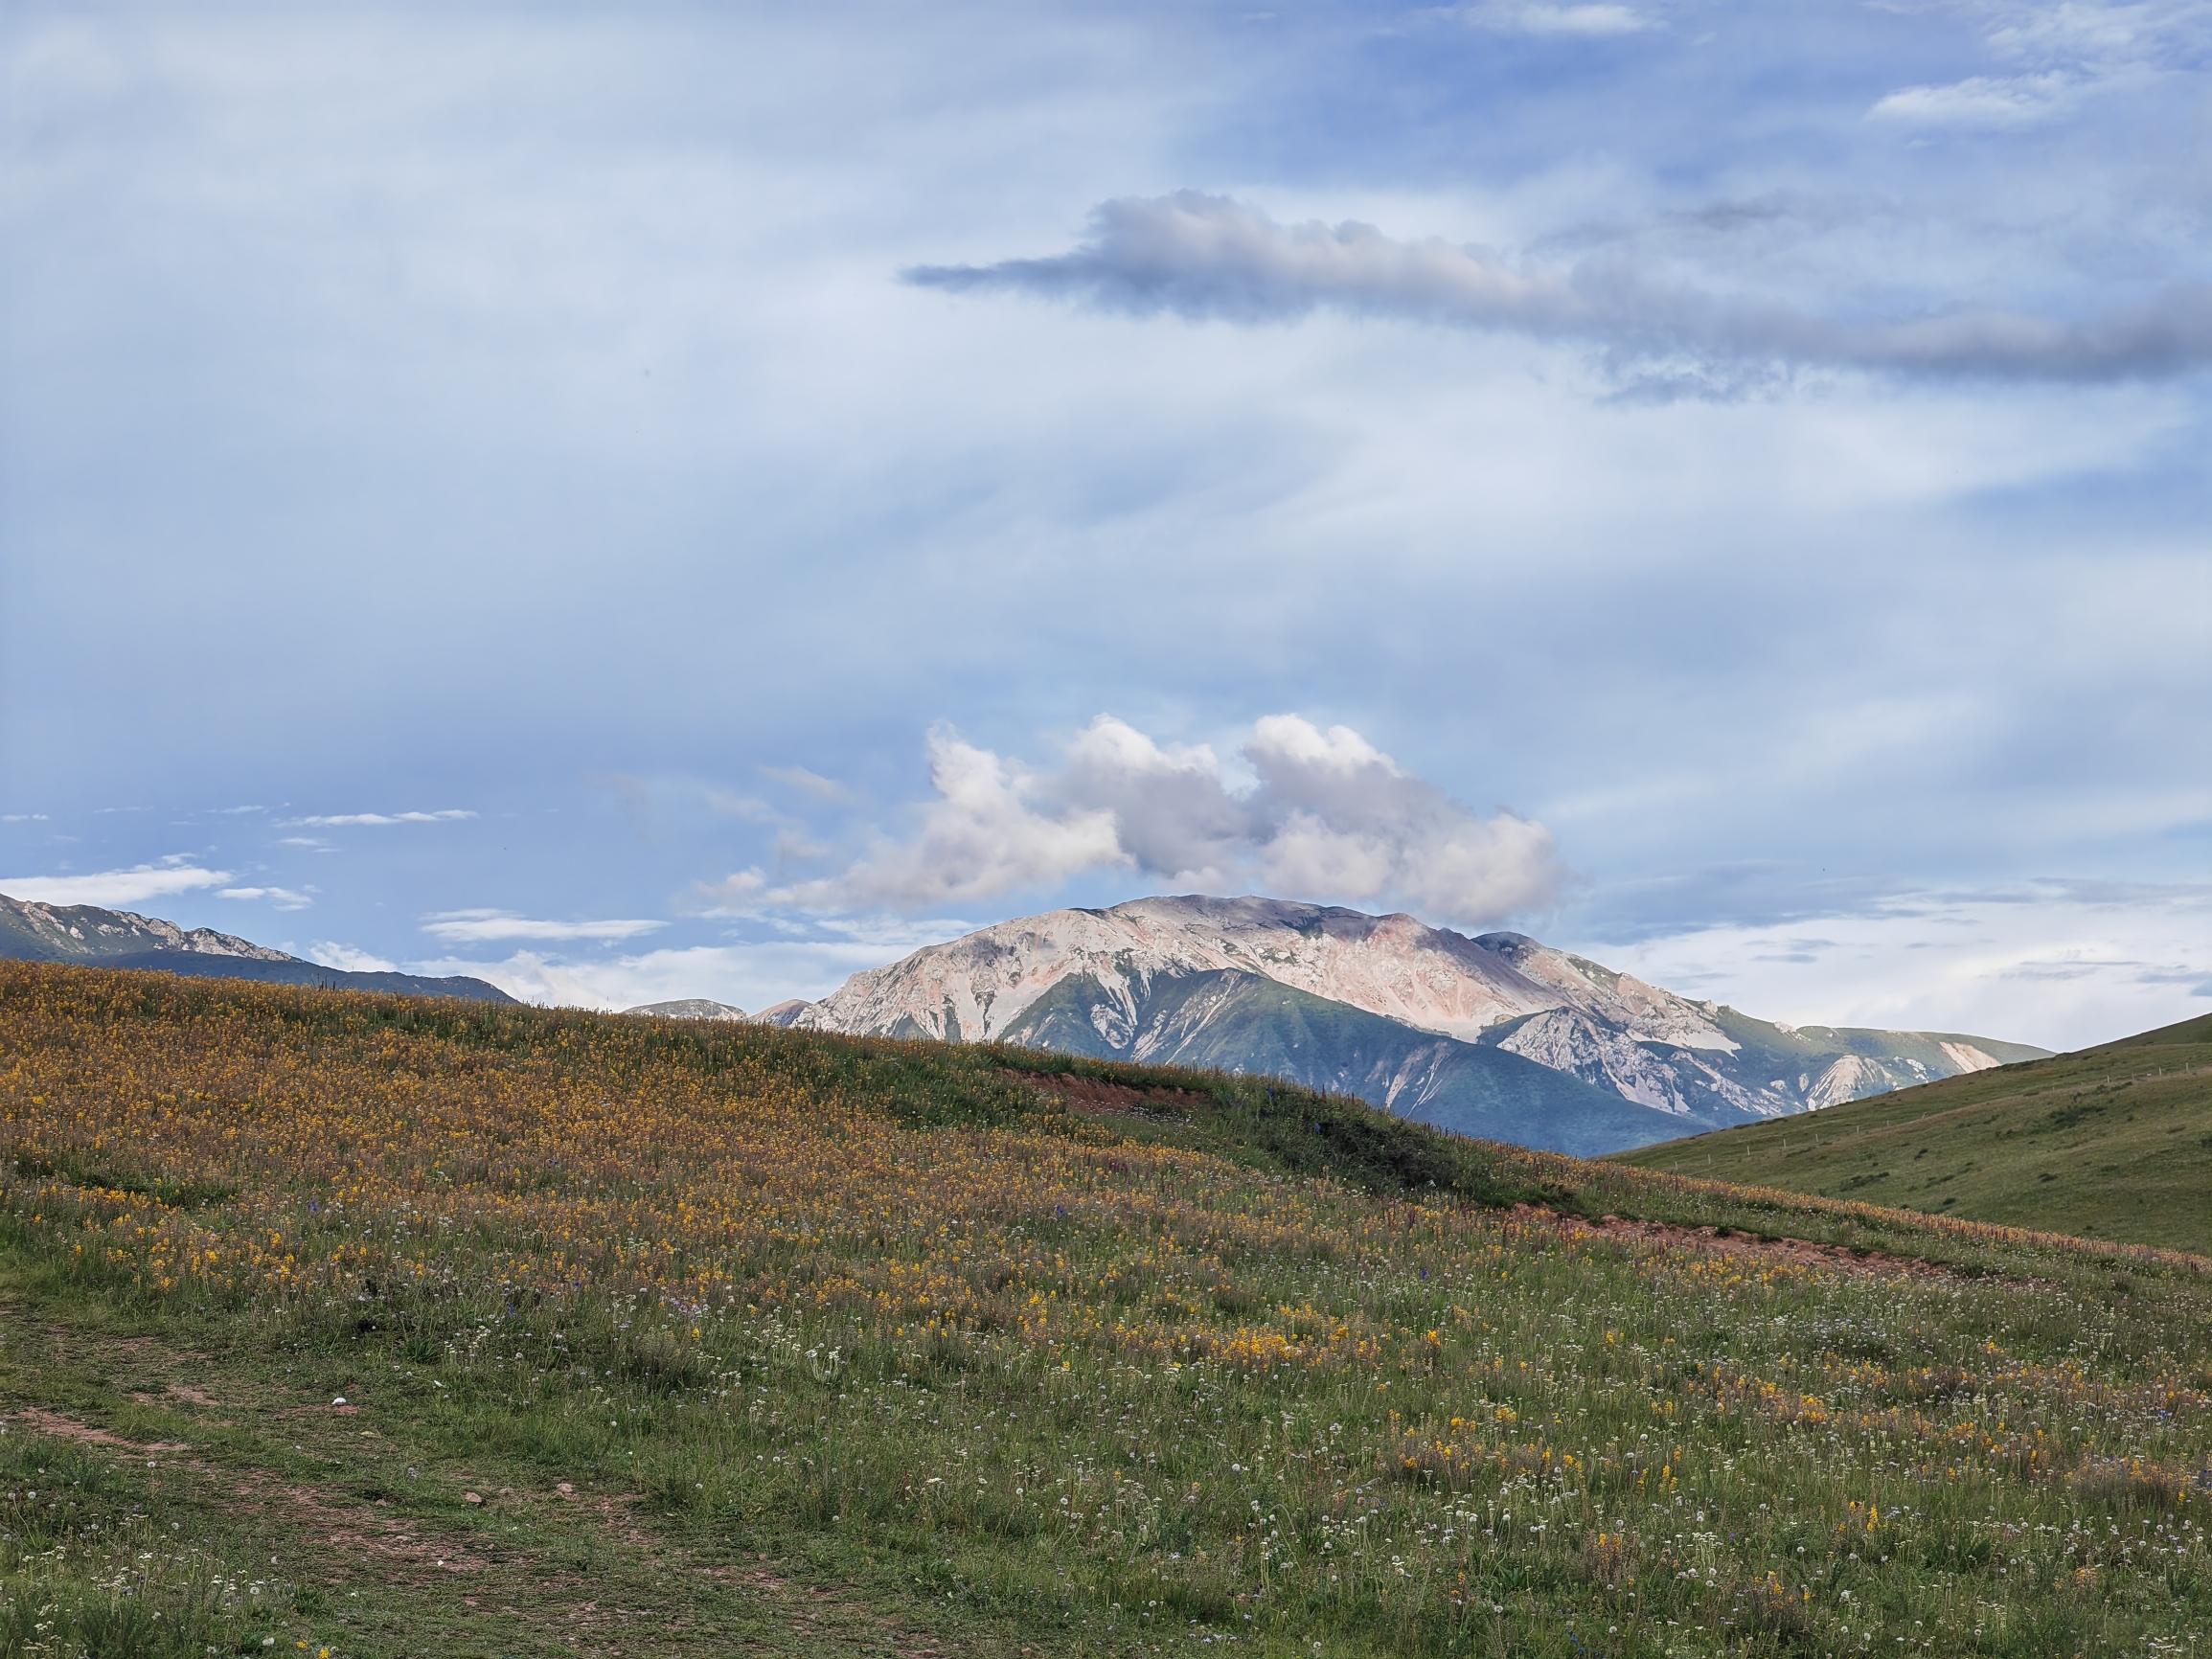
[
  {"x1": 733, "y1": 715, "x2": 1562, "y2": 926},
  {"x1": 904, "y1": 193, "x2": 2212, "y2": 383},
  {"x1": 219, "y1": 885, "x2": 314, "y2": 911},
  {"x1": 0, "y1": 860, "x2": 232, "y2": 908},
  {"x1": 1869, "y1": 0, "x2": 2212, "y2": 129},
  {"x1": 1869, "y1": 72, "x2": 2079, "y2": 127},
  {"x1": 1459, "y1": 4, "x2": 1653, "y2": 36},
  {"x1": 283, "y1": 809, "x2": 477, "y2": 828},
  {"x1": 762, "y1": 766, "x2": 859, "y2": 803},
  {"x1": 420, "y1": 910, "x2": 669, "y2": 943}
]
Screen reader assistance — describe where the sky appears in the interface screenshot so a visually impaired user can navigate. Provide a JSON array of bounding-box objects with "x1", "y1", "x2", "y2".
[{"x1": 2, "y1": 0, "x2": 2207, "y2": 1051}]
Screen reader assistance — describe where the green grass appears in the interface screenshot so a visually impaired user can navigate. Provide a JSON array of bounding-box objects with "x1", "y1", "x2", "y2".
[
  {"x1": 3, "y1": 966, "x2": 2211, "y2": 1659},
  {"x1": 1611, "y1": 1013, "x2": 2212, "y2": 1255}
]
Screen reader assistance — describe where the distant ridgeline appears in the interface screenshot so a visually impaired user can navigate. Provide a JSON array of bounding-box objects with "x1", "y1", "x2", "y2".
[
  {"x1": 774, "y1": 896, "x2": 2051, "y2": 1157},
  {"x1": 0, "y1": 895, "x2": 514, "y2": 1003}
]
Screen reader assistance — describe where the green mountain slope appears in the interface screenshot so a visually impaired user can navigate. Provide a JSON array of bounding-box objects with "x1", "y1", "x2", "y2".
[
  {"x1": 993, "y1": 966, "x2": 1772, "y2": 1156},
  {"x1": 1608, "y1": 1011, "x2": 2212, "y2": 1253}
]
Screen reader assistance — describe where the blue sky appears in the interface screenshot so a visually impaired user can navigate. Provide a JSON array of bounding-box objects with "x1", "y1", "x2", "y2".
[{"x1": 3, "y1": 0, "x2": 2206, "y2": 1048}]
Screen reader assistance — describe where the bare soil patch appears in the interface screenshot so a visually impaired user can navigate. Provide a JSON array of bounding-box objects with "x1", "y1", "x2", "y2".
[
  {"x1": 9, "y1": 1404, "x2": 192, "y2": 1452},
  {"x1": 1003, "y1": 1069, "x2": 1200, "y2": 1120}
]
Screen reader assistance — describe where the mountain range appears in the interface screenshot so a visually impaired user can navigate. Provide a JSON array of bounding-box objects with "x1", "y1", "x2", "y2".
[
  {"x1": 0, "y1": 889, "x2": 2051, "y2": 1156},
  {"x1": 0, "y1": 894, "x2": 513, "y2": 1003},
  {"x1": 774, "y1": 896, "x2": 2048, "y2": 1155}
]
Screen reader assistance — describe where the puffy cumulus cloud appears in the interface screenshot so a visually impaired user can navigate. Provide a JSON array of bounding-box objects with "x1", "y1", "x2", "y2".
[
  {"x1": 1242, "y1": 716, "x2": 1563, "y2": 925},
  {"x1": 0, "y1": 860, "x2": 230, "y2": 908},
  {"x1": 774, "y1": 715, "x2": 1562, "y2": 926},
  {"x1": 904, "y1": 193, "x2": 2212, "y2": 383},
  {"x1": 1058, "y1": 717, "x2": 1250, "y2": 883},
  {"x1": 769, "y1": 728, "x2": 1126, "y2": 912}
]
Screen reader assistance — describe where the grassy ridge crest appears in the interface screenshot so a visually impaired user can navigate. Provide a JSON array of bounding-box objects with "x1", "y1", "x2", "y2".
[{"x1": 1612, "y1": 1012, "x2": 2212, "y2": 1256}]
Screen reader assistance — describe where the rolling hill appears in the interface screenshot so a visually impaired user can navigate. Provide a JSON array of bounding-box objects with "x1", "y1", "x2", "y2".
[
  {"x1": 0, "y1": 961, "x2": 2203, "y2": 1659},
  {"x1": 0, "y1": 893, "x2": 515, "y2": 1002},
  {"x1": 1611, "y1": 1011, "x2": 2212, "y2": 1254}
]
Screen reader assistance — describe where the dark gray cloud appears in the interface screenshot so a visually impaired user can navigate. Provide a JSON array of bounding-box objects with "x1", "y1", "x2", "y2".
[{"x1": 905, "y1": 193, "x2": 2212, "y2": 383}]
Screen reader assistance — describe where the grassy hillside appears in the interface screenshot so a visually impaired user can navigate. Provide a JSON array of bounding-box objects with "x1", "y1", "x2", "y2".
[
  {"x1": 1612, "y1": 1013, "x2": 2212, "y2": 1255},
  {"x1": 2, "y1": 963, "x2": 2209, "y2": 1659}
]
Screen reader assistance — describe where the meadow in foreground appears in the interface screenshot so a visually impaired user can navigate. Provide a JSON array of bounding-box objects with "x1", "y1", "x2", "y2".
[{"x1": 1, "y1": 963, "x2": 2208, "y2": 1659}]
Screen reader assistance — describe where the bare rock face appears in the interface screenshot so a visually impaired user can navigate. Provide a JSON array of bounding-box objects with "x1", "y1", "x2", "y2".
[
  {"x1": 624, "y1": 999, "x2": 749, "y2": 1020},
  {"x1": 790, "y1": 894, "x2": 2048, "y2": 1121},
  {"x1": 0, "y1": 894, "x2": 297, "y2": 964},
  {"x1": 793, "y1": 896, "x2": 1569, "y2": 1044},
  {"x1": 0, "y1": 894, "x2": 515, "y2": 1004}
]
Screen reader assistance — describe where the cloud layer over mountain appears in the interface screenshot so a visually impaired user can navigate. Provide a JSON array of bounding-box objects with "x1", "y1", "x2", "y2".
[{"x1": 751, "y1": 716, "x2": 1561, "y2": 926}]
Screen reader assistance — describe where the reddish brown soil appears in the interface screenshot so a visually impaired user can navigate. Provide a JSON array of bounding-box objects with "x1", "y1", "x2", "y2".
[
  {"x1": 1002, "y1": 1069, "x2": 1201, "y2": 1118},
  {"x1": 10, "y1": 1404, "x2": 192, "y2": 1451}
]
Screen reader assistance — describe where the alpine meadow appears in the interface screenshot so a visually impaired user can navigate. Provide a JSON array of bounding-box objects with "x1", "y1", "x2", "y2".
[{"x1": 2, "y1": 964, "x2": 2208, "y2": 1659}]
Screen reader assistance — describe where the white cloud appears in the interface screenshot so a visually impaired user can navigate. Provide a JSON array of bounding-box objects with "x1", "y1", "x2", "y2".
[
  {"x1": 687, "y1": 870, "x2": 768, "y2": 914},
  {"x1": 1464, "y1": 4, "x2": 1653, "y2": 36},
  {"x1": 1870, "y1": 0, "x2": 2209, "y2": 129},
  {"x1": 770, "y1": 726, "x2": 1126, "y2": 912},
  {"x1": 420, "y1": 910, "x2": 668, "y2": 943},
  {"x1": 1059, "y1": 716, "x2": 1248, "y2": 882},
  {"x1": 283, "y1": 809, "x2": 476, "y2": 827},
  {"x1": 772, "y1": 714, "x2": 1562, "y2": 926},
  {"x1": 1243, "y1": 716, "x2": 1564, "y2": 925},
  {"x1": 1582, "y1": 879, "x2": 2212, "y2": 1053},
  {"x1": 1868, "y1": 73, "x2": 2076, "y2": 127},
  {"x1": 411, "y1": 941, "x2": 916, "y2": 1011},
  {"x1": 219, "y1": 885, "x2": 314, "y2": 910},
  {"x1": 306, "y1": 942, "x2": 399, "y2": 972},
  {"x1": 0, "y1": 861, "x2": 231, "y2": 907}
]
